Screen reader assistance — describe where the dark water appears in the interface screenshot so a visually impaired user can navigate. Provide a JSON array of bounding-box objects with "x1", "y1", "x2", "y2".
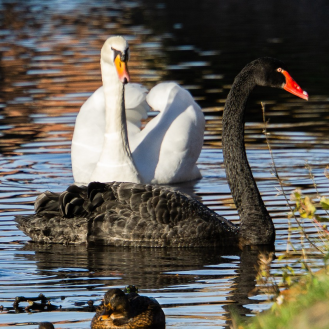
[{"x1": 0, "y1": 1, "x2": 328, "y2": 328}]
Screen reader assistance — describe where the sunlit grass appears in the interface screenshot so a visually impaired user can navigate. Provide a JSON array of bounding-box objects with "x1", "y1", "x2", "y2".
[{"x1": 235, "y1": 270, "x2": 329, "y2": 329}]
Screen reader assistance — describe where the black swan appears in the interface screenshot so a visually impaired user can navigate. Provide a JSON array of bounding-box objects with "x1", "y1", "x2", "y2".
[
  {"x1": 91, "y1": 286, "x2": 165, "y2": 329},
  {"x1": 16, "y1": 57, "x2": 308, "y2": 247}
]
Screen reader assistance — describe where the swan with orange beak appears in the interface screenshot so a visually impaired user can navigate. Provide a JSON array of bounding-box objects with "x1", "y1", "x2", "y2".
[{"x1": 71, "y1": 36, "x2": 205, "y2": 185}]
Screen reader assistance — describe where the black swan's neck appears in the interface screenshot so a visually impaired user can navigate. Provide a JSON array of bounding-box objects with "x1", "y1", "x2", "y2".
[{"x1": 222, "y1": 67, "x2": 275, "y2": 245}]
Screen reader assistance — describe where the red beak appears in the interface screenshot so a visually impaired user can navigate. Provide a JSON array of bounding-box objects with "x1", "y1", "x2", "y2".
[{"x1": 282, "y1": 70, "x2": 308, "y2": 100}]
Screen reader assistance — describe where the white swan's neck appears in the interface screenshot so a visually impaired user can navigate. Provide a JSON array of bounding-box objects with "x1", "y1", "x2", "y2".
[
  {"x1": 102, "y1": 59, "x2": 125, "y2": 133},
  {"x1": 90, "y1": 59, "x2": 141, "y2": 183}
]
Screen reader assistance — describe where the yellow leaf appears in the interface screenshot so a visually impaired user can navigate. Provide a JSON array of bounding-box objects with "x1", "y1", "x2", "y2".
[{"x1": 320, "y1": 196, "x2": 329, "y2": 210}]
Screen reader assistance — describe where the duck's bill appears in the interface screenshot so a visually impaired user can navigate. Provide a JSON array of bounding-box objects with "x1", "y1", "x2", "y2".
[
  {"x1": 114, "y1": 55, "x2": 130, "y2": 84},
  {"x1": 99, "y1": 314, "x2": 111, "y2": 321},
  {"x1": 98, "y1": 306, "x2": 113, "y2": 321},
  {"x1": 282, "y1": 70, "x2": 308, "y2": 100}
]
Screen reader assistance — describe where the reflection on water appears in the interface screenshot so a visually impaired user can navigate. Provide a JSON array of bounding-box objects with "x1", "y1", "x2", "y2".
[
  {"x1": 0, "y1": 0, "x2": 328, "y2": 328},
  {"x1": 3, "y1": 244, "x2": 274, "y2": 328}
]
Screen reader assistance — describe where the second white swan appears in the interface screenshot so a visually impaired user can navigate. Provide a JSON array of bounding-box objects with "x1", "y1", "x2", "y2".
[{"x1": 71, "y1": 36, "x2": 205, "y2": 185}]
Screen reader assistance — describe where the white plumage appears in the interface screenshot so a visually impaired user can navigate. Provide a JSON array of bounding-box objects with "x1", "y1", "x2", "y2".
[{"x1": 71, "y1": 36, "x2": 205, "y2": 185}]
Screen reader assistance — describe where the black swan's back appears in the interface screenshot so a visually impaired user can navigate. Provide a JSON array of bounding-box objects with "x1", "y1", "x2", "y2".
[{"x1": 16, "y1": 182, "x2": 238, "y2": 247}]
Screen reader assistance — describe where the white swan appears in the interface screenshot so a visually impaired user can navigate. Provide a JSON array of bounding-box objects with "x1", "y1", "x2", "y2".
[{"x1": 71, "y1": 36, "x2": 205, "y2": 185}]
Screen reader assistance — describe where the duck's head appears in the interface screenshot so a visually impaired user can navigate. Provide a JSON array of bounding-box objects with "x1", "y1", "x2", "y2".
[
  {"x1": 247, "y1": 57, "x2": 308, "y2": 100},
  {"x1": 124, "y1": 285, "x2": 138, "y2": 294},
  {"x1": 99, "y1": 288, "x2": 130, "y2": 321},
  {"x1": 101, "y1": 36, "x2": 130, "y2": 84}
]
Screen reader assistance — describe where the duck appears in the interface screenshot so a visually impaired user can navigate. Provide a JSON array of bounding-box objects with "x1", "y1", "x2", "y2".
[
  {"x1": 91, "y1": 286, "x2": 165, "y2": 329},
  {"x1": 71, "y1": 36, "x2": 205, "y2": 185},
  {"x1": 16, "y1": 57, "x2": 308, "y2": 247}
]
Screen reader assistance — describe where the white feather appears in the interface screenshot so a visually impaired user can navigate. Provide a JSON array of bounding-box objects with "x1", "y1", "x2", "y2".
[{"x1": 71, "y1": 37, "x2": 205, "y2": 185}]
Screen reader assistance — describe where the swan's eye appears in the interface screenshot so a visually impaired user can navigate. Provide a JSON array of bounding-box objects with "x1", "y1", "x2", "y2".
[
  {"x1": 277, "y1": 68, "x2": 282, "y2": 73},
  {"x1": 111, "y1": 47, "x2": 122, "y2": 62}
]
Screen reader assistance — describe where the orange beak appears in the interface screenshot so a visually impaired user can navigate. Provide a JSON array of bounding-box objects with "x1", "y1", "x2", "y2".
[
  {"x1": 114, "y1": 55, "x2": 130, "y2": 84},
  {"x1": 98, "y1": 308, "x2": 111, "y2": 321},
  {"x1": 282, "y1": 70, "x2": 308, "y2": 100},
  {"x1": 99, "y1": 314, "x2": 110, "y2": 321}
]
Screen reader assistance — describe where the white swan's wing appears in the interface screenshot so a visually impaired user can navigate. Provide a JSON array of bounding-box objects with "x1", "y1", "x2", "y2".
[
  {"x1": 131, "y1": 82, "x2": 205, "y2": 184},
  {"x1": 125, "y1": 83, "x2": 150, "y2": 137},
  {"x1": 71, "y1": 87, "x2": 106, "y2": 184},
  {"x1": 125, "y1": 83, "x2": 148, "y2": 111},
  {"x1": 71, "y1": 81, "x2": 204, "y2": 185}
]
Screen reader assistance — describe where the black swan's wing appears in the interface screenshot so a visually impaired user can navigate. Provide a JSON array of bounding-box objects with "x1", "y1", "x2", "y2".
[{"x1": 16, "y1": 182, "x2": 238, "y2": 247}]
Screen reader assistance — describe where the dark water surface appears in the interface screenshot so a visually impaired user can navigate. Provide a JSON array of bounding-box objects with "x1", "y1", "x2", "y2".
[{"x1": 0, "y1": 1, "x2": 328, "y2": 328}]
